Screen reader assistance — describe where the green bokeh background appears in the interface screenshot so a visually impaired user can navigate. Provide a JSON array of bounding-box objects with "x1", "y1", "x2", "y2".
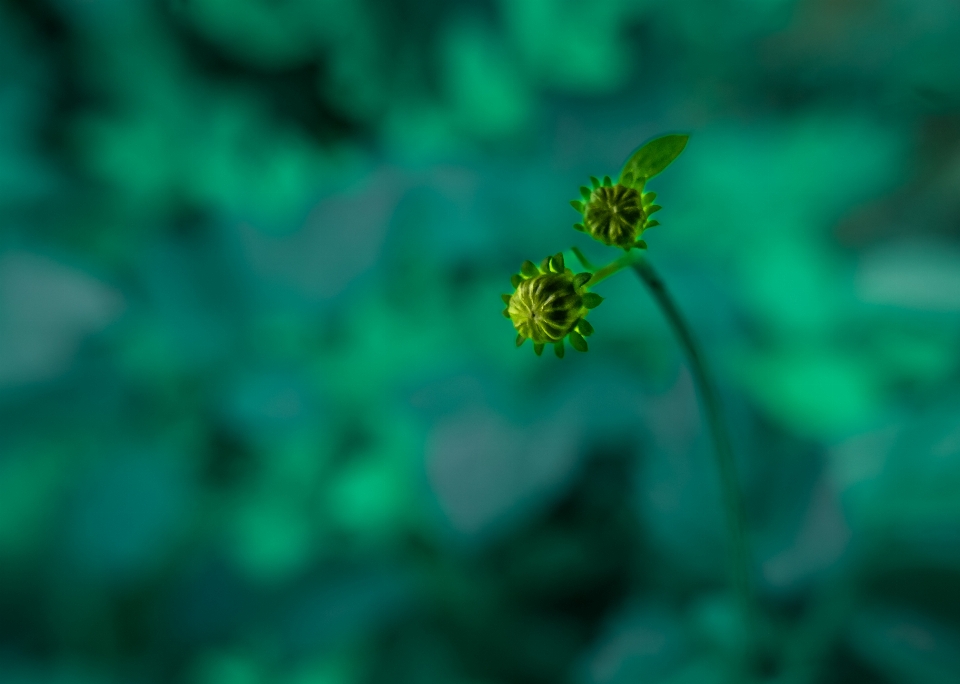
[{"x1": 3, "y1": 1, "x2": 960, "y2": 682}]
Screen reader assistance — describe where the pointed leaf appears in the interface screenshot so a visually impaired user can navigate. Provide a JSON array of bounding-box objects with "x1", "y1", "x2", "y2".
[
  {"x1": 521, "y1": 260, "x2": 539, "y2": 277},
  {"x1": 603, "y1": 175, "x2": 612, "y2": 187},
  {"x1": 573, "y1": 223, "x2": 585, "y2": 232},
  {"x1": 570, "y1": 200, "x2": 584, "y2": 212},
  {"x1": 647, "y1": 204, "x2": 662, "y2": 214},
  {"x1": 573, "y1": 273, "x2": 591, "y2": 289},
  {"x1": 510, "y1": 274, "x2": 522, "y2": 287},
  {"x1": 590, "y1": 176, "x2": 600, "y2": 189},
  {"x1": 551, "y1": 252, "x2": 565, "y2": 272},
  {"x1": 577, "y1": 319, "x2": 594, "y2": 336},
  {"x1": 502, "y1": 308, "x2": 510, "y2": 318},
  {"x1": 644, "y1": 219, "x2": 660, "y2": 228},
  {"x1": 642, "y1": 191, "x2": 657, "y2": 206},
  {"x1": 620, "y1": 134, "x2": 689, "y2": 184},
  {"x1": 534, "y1": 342, "x2": 545, "y2": 356},
  {"x1": 554, "y1": 341, "x2": 565, "y2": 358},
  {"x1": 582, "y1": 292, "x2": 603, "y2": 309},
  {"x1": 635, "y1": 239, "x2": 648, "y2": 249},
  {"x1": 516, "y1": 334, "x2": 526, "y2": 347},
  {"x1": 569, "y1": 331, "x2": 588, "y2": 352},
  {"x1": 501, "y1": 293, "x2": 512, "y2": 304},
  {"x1": 580, "y1": 186, "x2": 592, "y2": 200},
  {"x1": 541, "y1": 257, "x2": 552, "y2": 272}
]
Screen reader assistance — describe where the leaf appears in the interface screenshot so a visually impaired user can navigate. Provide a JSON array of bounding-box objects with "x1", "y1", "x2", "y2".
[
  {"x1": 620, "y1": 134, "x2": 689, "y2": 186},
  {"x1": 569, "y1": 331, "x2": 588, "y2": 352},
  {"x1": 577, "y1": 319, "x2": 594, "y2": 336},
  {"x1": 554, "y1": 341, "x2": 565, "y2": 358},
  {"x1": 573, "y1": 273, "x2": 591, "y2": 289},
  {"x1": 534, "y1": 342, "x2": 545, "y2": 356},
  {"x1": 582, "y1": 293, "x2": 603, "y2": 309},
  {"x1": 521, "y1": 260, "x2": 539, "y2": 277},
  {"x1": 501, "y1": 293, "x2": 512, "y2": 304}
]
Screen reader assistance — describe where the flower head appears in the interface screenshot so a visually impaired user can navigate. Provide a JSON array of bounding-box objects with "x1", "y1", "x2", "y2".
[
  {"x1": 501, "y1": 253, "x2": 602, "y2": 358},
  {"x1": 569, "y1": 176, "x2": 661, "y2": 250}
]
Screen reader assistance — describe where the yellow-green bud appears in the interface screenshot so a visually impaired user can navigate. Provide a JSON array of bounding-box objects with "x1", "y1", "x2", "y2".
[
  {"x1": 502, "y1": 256, "x2": 600, "y2": 357},
  {"x1": 571, "y1": 176, "x2": 661, "y2": 250},
  {"x1": 584, "y1": 183, "x2": 644, "y2": 248}
]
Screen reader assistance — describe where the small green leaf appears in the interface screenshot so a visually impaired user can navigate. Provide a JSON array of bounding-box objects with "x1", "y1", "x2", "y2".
[
  {"x1": 554, "y1": 341, "x2": 565, "y2": 358},
  {"x1": 647, "y1": 204, "x2": 662, "y2": 214},
  {"x1": 502, "y1": 308, "x2": 510, "y2": 318},
  {"x1": 516, "y1": 334, "x2": 526, "y2": 347},
  {"x1": 534, "y1": 342, "x2": 545, "y2": 356},
  {"x1": 635, "y1": 240, "x2": 648, "y2": 249},
  {"x1": 642, "y1": 191, "x2": 657, "y2": 206},
  {"x1": 551, "y1": 252, "x2": 565, "y2": 272},
  {"x1": 589, "y1": 176, "x2": 600, "y2": 189},
  {"x1": 501, "y1": 293, "x2": 512, "y2": 304},
  {"x1": 582, "y1": 293, "x2": 603, "y2": 309},
  {"x1": 620, "y1": 171, "x2": 635, "y2": 187},
  {"x1": 570, "y1": 200, "x2": 584, "y2": 212},
  {"x1": 573, "y1": 223, "x2": 585, "y2": 232},
  {"x1": 644, "y1": 219, "x2": 660, "y2": 228},
  {"x1": 573, "y1": 273, "x2": 591, "y2": 289},
  {"x1": 510, "y1": 274, "x2": 522, "y2": 287},
  {"x1": 580, "y1": 186, "x2": 592, "y2": 200},
  {"x1": 577, "y1": 319, "x2": 594, "y2": 336},
  {"x1": 521, "y1": 260, "x2": 539, "y2": 277},
  {"x1": 540, "y1": 257, "x2": 552, "y2": 272},
  {"x1": 620, "y1": 134, "x2": 689, "y2": 184},
  {"x1": 603, "y1": 175, "x2": 612, "y2": 187},
  {"x1": 569, "y1": 331, "x2": 588, "y2": 352}
]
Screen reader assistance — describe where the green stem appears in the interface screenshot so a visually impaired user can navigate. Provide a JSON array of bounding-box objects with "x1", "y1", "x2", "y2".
[
  {"x1": 631, "y1": 258, "x2": 757, "y2": 667},
  {"x1": 572, "y1": 246, "x2": 758, "y2": 672},
  {"x1": 570, "y1": 246, "x2": 638, "y2": 287}
]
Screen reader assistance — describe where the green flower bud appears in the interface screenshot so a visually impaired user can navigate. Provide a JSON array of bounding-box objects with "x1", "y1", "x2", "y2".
[
  {"x1": 571, "y1": 176, "x2": 664, "y2": 250},
  {"x1": 504, "y1": 256, "x2": 600, "y2": 355},
  {"x1": 582, "y1": 183, "x2": 644, "y2": 249}
]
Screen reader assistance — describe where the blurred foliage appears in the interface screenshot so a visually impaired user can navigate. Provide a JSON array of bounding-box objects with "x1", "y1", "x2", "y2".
[{"x1": 2, "y1": 0, "x2": 960, "y2": 683}]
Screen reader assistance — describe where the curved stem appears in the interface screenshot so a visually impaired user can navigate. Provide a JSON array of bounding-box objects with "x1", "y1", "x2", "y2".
[
  {"x1": 631, "y1": 258, "x2": 757, "y2": 667},
  {"x1": 570, "y1": 246, "x2": 639, "y2": 287}
]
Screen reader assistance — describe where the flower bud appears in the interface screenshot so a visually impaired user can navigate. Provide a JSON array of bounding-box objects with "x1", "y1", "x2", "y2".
[
  {"x1": 502, "y1": 255, "x2": 599, "y2": 357},
  {"x1": 571, "y1": 176, "x2": 660, "y2": 250}
]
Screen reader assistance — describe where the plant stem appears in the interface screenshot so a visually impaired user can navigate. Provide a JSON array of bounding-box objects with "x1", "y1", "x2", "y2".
[
  {"x1": 570, "y1": 246, "x2": 639, "y2": 287},
  {"x1": 573, "y1": 246, "x2": 759, "y2": 673},
  {"x1": 630, "y1": 257, "x2": 757, "y2": 665}
]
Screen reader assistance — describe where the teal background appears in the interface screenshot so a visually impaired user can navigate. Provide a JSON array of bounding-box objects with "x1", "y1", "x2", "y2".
[{"x1": 2, "y1": 1, "x2": 960, "y2": 682}]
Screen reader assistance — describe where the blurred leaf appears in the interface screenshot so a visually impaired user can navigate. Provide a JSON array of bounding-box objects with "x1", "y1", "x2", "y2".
[
  {"x1": 849, "y1": 607, "x2": 960, "y2": 684},
  {"x1": 620, "y1": 134, "x2": 689, "y2": 185}
]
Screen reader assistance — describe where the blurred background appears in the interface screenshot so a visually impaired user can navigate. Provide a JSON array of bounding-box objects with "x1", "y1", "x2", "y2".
[{"x1": 2, "y1": 0, "x2": 960, "y2": 682}]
